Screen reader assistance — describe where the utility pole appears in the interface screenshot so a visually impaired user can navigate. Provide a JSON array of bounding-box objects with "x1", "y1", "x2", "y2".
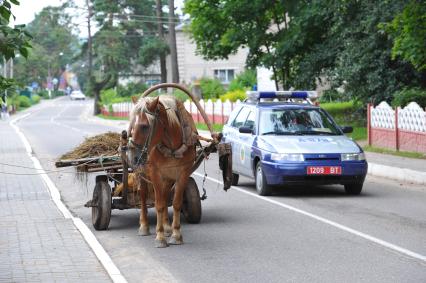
[
  {"x1": 156, "y1": 0, "x2": 167, "y2": 83},
  {"x1": 86, "y1": 0, "x2": 93, "y2": 81},
  {"x1": 85, "y1": 0, "x2": 98, "y2": 115},
  {"x1": 168, "y1": 0, "x2": 179, "y2": 83}
]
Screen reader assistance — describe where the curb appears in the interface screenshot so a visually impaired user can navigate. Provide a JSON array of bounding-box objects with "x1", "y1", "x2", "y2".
[{"x1": 368, "y1": 162, "x2": 426, "y2": 185}]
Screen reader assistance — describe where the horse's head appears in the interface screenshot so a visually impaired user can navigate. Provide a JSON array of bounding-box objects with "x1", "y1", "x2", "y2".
[{"x1": 129, "y1": 96, "x2": 167, "y2": 166}]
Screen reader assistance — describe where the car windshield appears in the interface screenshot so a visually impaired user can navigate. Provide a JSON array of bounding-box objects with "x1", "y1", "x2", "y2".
[{"x1": 259, "y1": 108, "x2": 342, "y2": 135}]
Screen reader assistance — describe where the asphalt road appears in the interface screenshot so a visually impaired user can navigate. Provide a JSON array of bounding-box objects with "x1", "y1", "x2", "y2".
[{"x1": 17, "y1": 97, "x2": 426, "y2": 282}]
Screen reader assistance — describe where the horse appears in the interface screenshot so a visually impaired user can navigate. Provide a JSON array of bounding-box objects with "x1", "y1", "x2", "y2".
[{"x1": 128, "y1": 95, "x2": 198, "y2": 248}]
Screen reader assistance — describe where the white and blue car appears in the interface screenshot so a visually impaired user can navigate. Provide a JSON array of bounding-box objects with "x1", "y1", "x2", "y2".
[{"x1": 222, "y1": 91, "x2": 367, "y2": 196}]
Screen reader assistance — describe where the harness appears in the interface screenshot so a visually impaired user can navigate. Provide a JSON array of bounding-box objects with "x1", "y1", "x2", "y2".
[{"x1": 130, "y1": 107, "x2": 160, "y2": 167}]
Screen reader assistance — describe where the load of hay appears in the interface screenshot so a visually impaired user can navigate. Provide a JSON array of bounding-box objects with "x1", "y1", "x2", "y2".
[{"x1": 59, "y1": 132, "x2": 121, "y2": 160}]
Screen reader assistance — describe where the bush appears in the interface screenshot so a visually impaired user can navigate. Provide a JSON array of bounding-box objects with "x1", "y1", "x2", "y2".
[
  {"x1": 117, "y1": 82, "x2": 148, "y2": 97},
  {"x1": 199, "y1": 78, "x2": 225, "y2": 99},
  {"x1": 172, "y1": 90, "x2": 188, "y2": 102},
  {"x1": 100, "y1": 88, "x2": 130, "y2": 106},
  {"x1": 320, "y1": 101, "x2": 364, "y2": 126},
  {"x1": 38, "y1": 90, "x2": 49, "y2": 99},
  {"x1": 52, "y1": 90, "x2": 64, "y2": 97},
  {"x1": 220, "y1": 89, "x2": 247, "y2": 102},
  {"x1": 18, "y1": 96, "x2": 32, "y2": 108},
  {"x1": 31, "y1": 95, "x2": 41, "y2": 104},
  {"x1": 392, "y1": 88, "x2": 426, "y2": 108},
  {"x1": 228, "y1": 69, "x2": 257, "y2": 91}
]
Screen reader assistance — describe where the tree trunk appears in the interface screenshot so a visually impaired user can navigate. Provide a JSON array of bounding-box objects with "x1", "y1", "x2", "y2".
[
  {"x1": 156, "y1": 0, "x2": 167, "y2": 83},
  {"x1": 168, "y1": 0, "x2": 179, "y2": 83}
]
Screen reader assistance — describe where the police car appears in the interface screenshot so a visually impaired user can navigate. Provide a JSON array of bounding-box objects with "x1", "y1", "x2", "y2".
[{"x1": 222, "y1": 90, "x2": 367, "y2": 196}]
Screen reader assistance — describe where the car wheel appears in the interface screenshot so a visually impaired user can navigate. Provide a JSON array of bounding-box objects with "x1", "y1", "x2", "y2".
[
  {"x1": 255, "y1": 162, "x2": 271, "y2": 196},
  {"x1": 344, "y1": 183, "x2": 363, "y2": 195},
  {"x1": 231, "y1": 173, "x2": 239, "y2": 186}
]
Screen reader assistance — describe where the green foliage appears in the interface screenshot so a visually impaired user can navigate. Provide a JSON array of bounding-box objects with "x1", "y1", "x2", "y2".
[
  {"x1": 392, "y1": 88, "x2": 426, "y2": 108},
  {"x1": 117, "y1": 82, "x2": 148, "y2": 97},
  {"x1": 321, "y1": 101, "x2": 364, "y2": 127},
  {"x1": 185, "y1": 0, "x2": 424, "y2": 104},
  {"x1": 199, "y1": 78, "x2": 225, "y2": 99},
  {"x1": 220, "y1": 89, "x2": 247, "y2": 102},
  {"x1": 319, "y1": 90, "x2": 345, "y2": 103},
  {"x1": 38, "y1": 90, "x2": 49, "y2": 99},
  {"x1": 228, "y1": 69, "x2": 257, "y2": 91},
  {"x1": 172, "y1": 90, "x2": 189, "y2": 102},
  {"x1": 383, "y1": 1, "x2": 426, "y2": 71},
  {"x1": 18, "y1": 96, "x2": 31, "y2": 108},
  {"x1": 31, "y1": 94, "x2": 41, "y2": 104},
  {"x1": 52, "y1": 90, "x2": 65, "y2": 98},
  {"x1": 0, "y1": 0, "x2": 32, "y2": 91},
  {"x1": 13, "y1": 5, "x2": 78, "y2": 89},
  {"x1": 100, "y1": 88, "x2": 130, "y2": 106}
]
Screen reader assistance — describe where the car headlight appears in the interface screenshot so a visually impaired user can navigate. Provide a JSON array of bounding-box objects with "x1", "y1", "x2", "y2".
[
  {"x1": 271, "y1": 153, "x2": 304, "y2": 162},
  {"x1": 341, "y1": 152, "x2": 366, "y2": 161}
]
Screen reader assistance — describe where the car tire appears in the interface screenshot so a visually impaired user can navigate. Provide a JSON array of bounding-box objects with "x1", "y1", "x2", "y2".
[
  {"x1": 231, "y1": 173, "x2": 239, "y2": 186},
  {"x1": 255, "y1": 162, "x2": 271, "y2": 196},
  {"x1": 344, "y1": 183, "x2": 363, "y2": 195}
]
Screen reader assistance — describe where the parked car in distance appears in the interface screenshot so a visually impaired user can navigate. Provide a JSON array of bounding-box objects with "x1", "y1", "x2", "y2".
[
  {"x1": 70, "y1": 90, "x2": 86, "y2": 100},
  {"x1": 222, "y1": 90, "x2": 368, "y2": 196}
]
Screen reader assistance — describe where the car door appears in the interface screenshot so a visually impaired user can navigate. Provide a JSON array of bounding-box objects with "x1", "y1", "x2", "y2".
[
  {"x1": 225, "y1": 106, "x2": 251, "y2": 174},
  {"x1": 238, "y1": 109, "x2": 257, "y2": 177}
]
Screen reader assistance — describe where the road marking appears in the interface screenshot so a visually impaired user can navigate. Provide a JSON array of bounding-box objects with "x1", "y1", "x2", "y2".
[
  {"x1": 11, "y1": 114, "x2": 128, "y2": 283},
  {"x1": 50, "y1": 105, "x2": 92, "y2": 136},
  {"x1": 193, "y1": 172, "x2": 426, "y2": 263}
]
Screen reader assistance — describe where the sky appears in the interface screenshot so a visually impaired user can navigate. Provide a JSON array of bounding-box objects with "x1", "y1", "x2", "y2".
[{"x1": 12, "y1": 0, "x2": 185, "y2": 26}]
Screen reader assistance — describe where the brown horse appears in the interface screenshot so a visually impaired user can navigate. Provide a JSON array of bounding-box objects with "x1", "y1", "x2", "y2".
[{"x1": 129, "y1": 95, "x2": 198, "y2": 248}]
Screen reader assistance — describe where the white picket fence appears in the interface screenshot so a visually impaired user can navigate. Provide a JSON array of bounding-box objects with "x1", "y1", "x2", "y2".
[{"x1": 102, "y1": 99, "x2": 243, "y2": 124}]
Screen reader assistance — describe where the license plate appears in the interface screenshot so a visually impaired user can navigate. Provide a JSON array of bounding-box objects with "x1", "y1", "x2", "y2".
[{"x1": 307, "y1": 166, "x2": 342, "y2": 175}]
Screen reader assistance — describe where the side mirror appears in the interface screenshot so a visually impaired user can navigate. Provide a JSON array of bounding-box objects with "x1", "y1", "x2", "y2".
[
  {"x1": 341, "y1": 126, "x2": 353, "y2": 134},
  {"x1": 239, "y1": 126, "x2": 253, "y2": 134}
]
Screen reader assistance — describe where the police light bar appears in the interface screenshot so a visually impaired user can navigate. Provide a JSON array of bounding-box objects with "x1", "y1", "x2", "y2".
[{"x1": 246, "y1": 90, "x2": 318, "y2": 101}]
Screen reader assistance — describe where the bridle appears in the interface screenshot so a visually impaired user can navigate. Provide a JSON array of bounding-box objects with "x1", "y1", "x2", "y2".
[{"x1": 130, "y1": 106, "x2": 161, "y2": 167}]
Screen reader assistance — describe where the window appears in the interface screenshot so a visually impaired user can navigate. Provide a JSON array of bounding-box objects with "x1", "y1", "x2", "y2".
[
  {"x1": 243, "y1": 111, "x2": 256, "y2": 132},
  {"x1": 231, "y1": 107, "x2": 251, "y2": 128},
  {"x1": 214, "y1": 69, "x2": 235, "y2": 83},
  {"x1": 258, "y1": 108, "x2": 341, "y2": 135}
]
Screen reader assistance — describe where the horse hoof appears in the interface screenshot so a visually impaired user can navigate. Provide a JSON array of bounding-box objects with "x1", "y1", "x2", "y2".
[
  {"x1": 164, "y1": 230, "x2": 172, "y2": 237},
  {"x1": 155, "y1": 239, "x2": 169, "y2": 248},
  {"x1": 168, "y1": 235, "x2": 183, "y2": 245},
  {"x1": 138, "y1": 227, "x2": 150, "y2": 236}
]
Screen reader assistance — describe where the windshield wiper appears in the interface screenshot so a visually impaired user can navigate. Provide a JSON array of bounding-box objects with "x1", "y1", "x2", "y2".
[
  {"x1": 262, "y1": 131, "x2": 303, "y2": 136},
  {"x1": 295, "y1": 130, "x2": 337, "y2": 135}
]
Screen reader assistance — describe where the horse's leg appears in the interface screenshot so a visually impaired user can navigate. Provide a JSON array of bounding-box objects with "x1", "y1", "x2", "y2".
[
  {"x1": 138, "y1": 181, "x2": 150, "y2": 236},
  {"x1": 163, "y1": 206, "x2": 172, "y2": 237},
  {"x1": 153, "y1": 180, "x2": 169, "y2": 248},
  {"x1": 168, "y1": 174, "x2": 189, "y2": 245}
]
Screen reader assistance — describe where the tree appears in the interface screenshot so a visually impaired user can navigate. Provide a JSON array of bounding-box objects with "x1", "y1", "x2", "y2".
[
  {"x1": 185, "y1": 0, "x2": 424, "y2": 103},
  {"x1": 13, "y1": 5, "x2": 78, "y2": 88},
  {"x1": 84, "y1": 0, "x2": 171, "y2": 114},
  {"x1": 383, "y1": 0, "x2": 426, "y2": 72},
  {"x1": 0, "y1": 0, "x2": 31, "y2": 91}
]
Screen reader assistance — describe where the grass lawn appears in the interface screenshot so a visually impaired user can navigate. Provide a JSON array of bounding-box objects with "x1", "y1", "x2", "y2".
[
  {"x1": 195, "y1": 123, "x2": 224, "y2": 132},
  {"x1": 97, "y1": 114, "x2": 128, "y2": 120},
  {"x1": 363, "y1": 145, "x2": 426, "y2": 159}
]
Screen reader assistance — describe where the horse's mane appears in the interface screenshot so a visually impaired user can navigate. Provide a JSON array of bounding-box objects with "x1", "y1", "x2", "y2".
[{"x1": 130, "y1": 95, "x2": 180, "y2": 130}]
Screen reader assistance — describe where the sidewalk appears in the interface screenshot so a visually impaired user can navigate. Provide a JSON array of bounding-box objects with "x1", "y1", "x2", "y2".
[
  {"x1": 0, "y1": 118, "x2": 112, "y2": 282},
  {"x1": 82, "y1": 108, "x2": 426, "y2": 185}
]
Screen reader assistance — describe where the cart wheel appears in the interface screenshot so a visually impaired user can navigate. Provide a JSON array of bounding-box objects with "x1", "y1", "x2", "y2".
[
  {"x1": 182, "y1": 177, "x2": 202, "y2": 224},
  {"x1": 92, "y1": 180, "x2": 112, "y2": 230}
]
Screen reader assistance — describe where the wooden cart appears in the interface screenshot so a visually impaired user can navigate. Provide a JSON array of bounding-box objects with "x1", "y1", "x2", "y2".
[{"x1": 55, "y1": 137, "x2": 231, "y2": 230}]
